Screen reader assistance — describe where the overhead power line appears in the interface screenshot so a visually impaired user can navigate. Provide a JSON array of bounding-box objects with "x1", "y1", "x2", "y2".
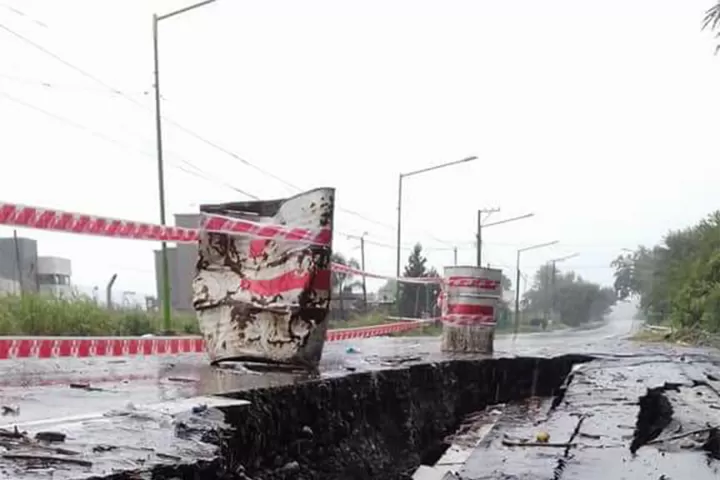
[
  {"x1": 0, "y1": 90, "x2": 258, "y2": 199},
  {"x1": 0, "y1": 20, "x2": 457, "y2": 246}
]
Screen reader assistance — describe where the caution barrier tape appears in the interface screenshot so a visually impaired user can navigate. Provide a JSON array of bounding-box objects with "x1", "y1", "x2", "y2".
[
  {"x1": 0, "y1": 201, "x2": 441, "y2": 284},
  {"x1": 0, "y1": 320, "x2": 430, "y2": 360},
  {"x1": 0, "y1": 202, "x2": 331, "y2": 246}
]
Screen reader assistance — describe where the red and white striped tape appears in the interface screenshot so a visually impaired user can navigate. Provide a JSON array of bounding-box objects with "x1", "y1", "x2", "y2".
[
  {"x1": 0, "y1": 201, "x2": 441, "y2": 285},
  {"x1": 330, "y1": 262, "x2": 441, "y2": 284},
  {"x1": 0, "y1": 202, "x2": 331, "y2": 246},
  {"x1": 0, "y1": 320, "x2": 429, "y2": 360}
]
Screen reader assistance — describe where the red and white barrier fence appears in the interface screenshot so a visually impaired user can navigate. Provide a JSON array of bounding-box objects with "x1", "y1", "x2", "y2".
[{"x1": 0, "y1": 320, "x2": 432, "y2": 360}]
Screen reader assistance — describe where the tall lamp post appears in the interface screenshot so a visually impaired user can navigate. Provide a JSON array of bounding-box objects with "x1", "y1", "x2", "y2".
[
  {"x1": 153, "y1": 0, "x2": 217, "y2": 333},
  {"x1": 360, "y1": 232, "x2": 368, "y2": 312},
  {"x1": 476, "y1": 212, "x2": 534, "y2": 266},
  {"x1": 547, "y1": 253, "x2": 579, "y2": 322},
  {"x1": 514, "y1": 241, "x2": 558, "y2": 336},
  {"x1": 395, "y1": 156, "x2": 478, "y2": 279}
]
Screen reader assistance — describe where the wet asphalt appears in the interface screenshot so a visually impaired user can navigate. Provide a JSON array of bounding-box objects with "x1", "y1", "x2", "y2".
[{"x1": 0, "y1": 313, "x2": 641, "y2": 429}]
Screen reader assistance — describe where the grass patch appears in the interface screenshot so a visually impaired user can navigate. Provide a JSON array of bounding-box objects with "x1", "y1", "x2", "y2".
[
  {"x1": 330, "y1": 313, "x2": 443, "y2": 337},
  {"x1": 331, "y1": 313, "x2": 390, "y2": 329},
  {"x1": 631, "y1": 329, "x2": 671, "y2": 343},
  {"x1": 0, "y1": 294, "x2": 199, "y2": 336},
  {"x1": 392, "y1": 323, "x2": 442, "y2": 337},
  {"x1": 631, "y1": 325, "x2": 720, "y2": 349}
]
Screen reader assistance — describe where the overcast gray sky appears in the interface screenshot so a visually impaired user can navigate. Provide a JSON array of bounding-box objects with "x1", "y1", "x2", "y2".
[{"x1": 1, "y1": 0, "x2": 718, "y2": 297}]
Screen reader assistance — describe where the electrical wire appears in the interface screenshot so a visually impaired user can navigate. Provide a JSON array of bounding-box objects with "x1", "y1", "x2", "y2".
[
  {"x1": 0, "y1": 90, "x2": 258, "y2": 199},
  {"x1": 0, "y1": 20, "x2": 458, "y2": 247},
  {"x1": 0, "y1": 71, "x2": 155, "y2": 97}
]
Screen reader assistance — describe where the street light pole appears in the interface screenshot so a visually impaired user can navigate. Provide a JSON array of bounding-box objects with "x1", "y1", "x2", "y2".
[
  {"x1": 514, "y1": 240, "x2": 559, "y2": 336},
  {"x1": 547, "y1": 253, "x2": 579, "y2": 322},
  {"x1": 395, "y1": 156, "x2": 478, "y2": 279},
  {"x1": 476, "y1": 211, "x2": 533, "y2": 267},
  {"x1": 360, "y1": 232, "x2": 368, "y2": 312},
  {"x1": 395, "y1": 173, "x2": 403, "y2": 279},
  {"x1": 476, "y1": 208, "x2": 500, "y2": 266},
  {"x1": 153, "y1": 0, "x2": 218, "y2": 333}
]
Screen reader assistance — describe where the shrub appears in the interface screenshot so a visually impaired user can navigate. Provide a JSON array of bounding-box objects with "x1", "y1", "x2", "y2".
[{"x1": 0, "y1": 294, "x2": 199, "y2": 336}]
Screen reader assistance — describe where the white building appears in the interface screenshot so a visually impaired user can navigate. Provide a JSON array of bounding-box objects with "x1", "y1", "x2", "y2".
[{"x1": 37, "y1": 256, "x2": 72, "y2": 298}]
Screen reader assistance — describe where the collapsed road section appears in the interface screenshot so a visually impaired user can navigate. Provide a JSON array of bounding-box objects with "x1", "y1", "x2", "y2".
[
  {"x1": 3, "y1": 347, "x2": 719, "y2": 480},
  {"x1": 456, "y1": 353, "x2": 720, "y2": 480},
  {"x1": 0, "y1": 353, "x2": 589, "y2": 480}
]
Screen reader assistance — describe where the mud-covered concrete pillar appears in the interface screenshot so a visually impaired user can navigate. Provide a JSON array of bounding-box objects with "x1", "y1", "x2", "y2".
[
  {"x1": 193, "y1": 188, "x2": 335, "y2": 367},
  {"x1": 440, "y1": 266, "x2": 502, "y2": 354}
]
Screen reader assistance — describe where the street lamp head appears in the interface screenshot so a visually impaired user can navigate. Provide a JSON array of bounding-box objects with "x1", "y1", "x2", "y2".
[
  {"x1": 402, "y1": 155, "x2": 479, "y2": 178},
  {"x1": 551, "y1": 252, "x2": 579, "y2": 263},
  {"x1": 518, "y1": 240, "x2": 559, "y2": 254}
]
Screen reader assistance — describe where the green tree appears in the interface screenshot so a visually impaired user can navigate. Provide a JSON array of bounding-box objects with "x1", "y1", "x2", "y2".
[
  {"x1": 331, "y1": 252, "x2": 361, "y2": 320},
  {"x1": 501, "y1": 273, "x2": 512, "y2": 291},
  {"x1": 704, "y1": 3, "x2": 720, "y2": 54},
  {"x1": 398, "y1": 243, "x2": 441, "y2": 318},
  {"x1": 610, "y1": 212, "x2": 720, "y2": 332},
  {"x1": 523, "y1": 266, "x2": 616, "y2": 327},
  {"x1": 377, "y1": 279, "x2": 397, "y2": 302}
]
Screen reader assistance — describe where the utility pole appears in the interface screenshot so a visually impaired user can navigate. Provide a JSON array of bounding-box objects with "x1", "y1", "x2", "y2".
[
  {"x1": 476, "y1": 208, "x2": 500, "y2": 266},
  {"x1": 152, "y1": 0, "x2": 217, "y2": 334},
  {"x1": 514, "y1": 241, "x2": 559, "y2": 336},
  {"x1": 106, "y1": 273, "x2": 117, "y2": 310},
  {"x1": 453, "y1": 247, "x2": 458, "y2": 265},
  {"x1": 396, "y1": 156, "x2": 479, "y2": 280},
  {"x1": 13, "y1": 230, "x2": 23, "y2": 295},
  {"x1": 547, "y1": 253, "x2": 579, "y2": 324},
  {"x1": 551, "y1": 261, "x2": 557, "y2": 318},
  {"x1": 360, "y1": 233, "x2": 367, "y2": 312},
  {"x1": 152, "y1": 13, "x2": 172, "y2": 333}
]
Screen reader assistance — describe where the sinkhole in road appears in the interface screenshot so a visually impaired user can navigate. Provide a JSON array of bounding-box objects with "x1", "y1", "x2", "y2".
[{"x1": 207, "y1": 354, "x2": 593, "y2": 480}]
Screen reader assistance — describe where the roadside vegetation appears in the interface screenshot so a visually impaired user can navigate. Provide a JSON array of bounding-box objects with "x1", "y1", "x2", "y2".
[
  {"x1": 519, "y1": 264, "x2": 617, "y2": 328},
  {"x1": 612, "y1": 211, "x2": 720, "y2": 345},
  {"x1": 0, "y1": 294, "x2": 199, "y2": 336}
]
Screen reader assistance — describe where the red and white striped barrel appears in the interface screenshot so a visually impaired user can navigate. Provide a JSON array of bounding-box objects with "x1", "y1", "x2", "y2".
[
  {"x1": 441, "y1": 266, "x2": 503, "y2": 354},
  {"x1": 444, "y1": 266, "x2": 502, "y2": 298},
  {"x1": 442, "y1": 266, "x2": 502, "y2": 325}
]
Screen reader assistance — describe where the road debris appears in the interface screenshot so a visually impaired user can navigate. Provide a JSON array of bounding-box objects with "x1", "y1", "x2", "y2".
[
  {"x1": 2, "y1": 452, "x2": 92, "y2": 467},
  {"x1": 0, "y1": 427, "x2": 24, "y2": 439},
  {"x1": 647, "y1": 426, "x2": 718, "y2": 446},
  {"x1": 69, "y1": 383, "x2": 105, "y2": 392},
  {"x1": 502, "y1": 438, "x2": 574, "y2": 448},
  {"x1": 35, "y1": 431, "x2": 66, "y2": 443},
  {"x1": 167, "y1": 377, "x2": 198, "y2": 383},
  {"x1": 1, "y1": 405, "x2": 19, "y2": 416}
]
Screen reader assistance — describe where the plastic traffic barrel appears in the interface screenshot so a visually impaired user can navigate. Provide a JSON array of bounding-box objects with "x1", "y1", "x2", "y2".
[{"x1": 440, "y1": 265, "x2": 503, "y2": 354}]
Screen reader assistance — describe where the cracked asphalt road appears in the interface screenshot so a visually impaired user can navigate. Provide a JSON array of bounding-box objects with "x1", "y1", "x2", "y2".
[{"x1": 0, "y1": 305, "x2": 641, "y2": 428}]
